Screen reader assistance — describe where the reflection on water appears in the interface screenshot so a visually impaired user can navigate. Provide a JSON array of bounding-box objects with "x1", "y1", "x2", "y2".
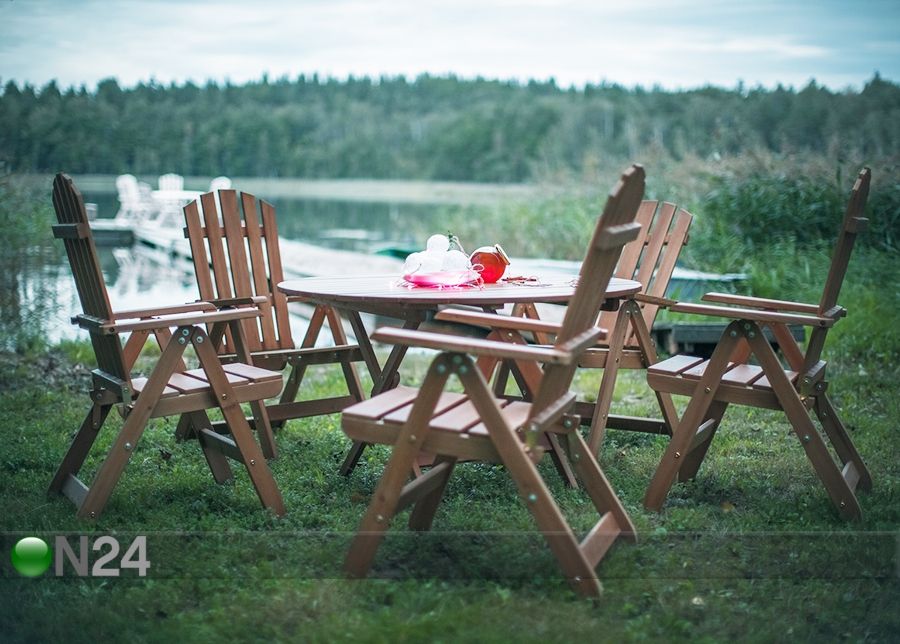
[
  {"x1": 4, "y1": 196, "x2": 465, "y2": 347},
  {"x1": 267, "y1": 197, "x2": 447, "y2": 252}
]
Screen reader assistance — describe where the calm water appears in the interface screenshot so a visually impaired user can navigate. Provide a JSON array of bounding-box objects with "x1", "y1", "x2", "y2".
[{"x1": 2, "y1": 195, "x2": 470, "y2": 348}]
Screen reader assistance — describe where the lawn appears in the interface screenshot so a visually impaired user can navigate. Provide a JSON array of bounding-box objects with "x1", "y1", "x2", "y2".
[{"x1": 1, "y1": 336, "x2": 897, "y2": 642}]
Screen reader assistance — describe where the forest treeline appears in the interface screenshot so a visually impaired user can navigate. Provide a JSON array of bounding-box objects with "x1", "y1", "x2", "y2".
[{"x1": 1, "y1": 73, "x2": 899, "y2": 182}]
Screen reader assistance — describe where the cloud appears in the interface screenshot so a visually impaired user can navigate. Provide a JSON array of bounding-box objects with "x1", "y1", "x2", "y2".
[{"x1": 0, "y1": 0, "x2": 895, "y2": 90}]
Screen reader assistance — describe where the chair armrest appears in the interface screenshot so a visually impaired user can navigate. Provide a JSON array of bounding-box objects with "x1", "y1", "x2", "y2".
[
  {"x1": 371, "y1": 327, "x2": 581, "y2": 365},
  {"x1": 667, "y1": 302, "x2": 837, "y2": 327},
  {"x1": 434, "y1": 308, "x2": 562, "y2": 334},
  {"x1": 84, "y1": 307, "x2": 263, "y2": 335},
  {"x1": 111, "y1": 301, "x2": 216, "y2": 320},
  {"x1": 634, "y1": 293, "x2": 677, "y2": 308},
  {"x1": 701, "y1": 292, "x2": 820, "y2": 314},
  {"x1": 204, "y1": 295, "x2": 269, "y2": 309}
]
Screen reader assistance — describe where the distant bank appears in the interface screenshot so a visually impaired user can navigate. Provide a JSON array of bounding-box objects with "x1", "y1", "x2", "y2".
[{"x1": 60, "y1": 175, "x2": 543, "y2": 205}]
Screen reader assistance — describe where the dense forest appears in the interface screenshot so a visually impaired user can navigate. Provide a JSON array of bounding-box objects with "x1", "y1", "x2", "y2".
[{"x1": 1, "y1": 73, "x2": 899, "y2": 182}]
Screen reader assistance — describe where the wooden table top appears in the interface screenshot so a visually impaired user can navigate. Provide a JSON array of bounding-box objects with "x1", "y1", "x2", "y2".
[{"x1": 278, "y1": 274, "x2": 641, "y2": 308}]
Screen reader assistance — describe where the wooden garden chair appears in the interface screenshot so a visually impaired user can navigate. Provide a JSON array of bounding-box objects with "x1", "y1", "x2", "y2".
[
  {"x1": 339, "y1": 164, "x2": 645, "y2": 597},
  {"x1": 182, "y1": 190, "x2": 366, "y2": 461},
  {"x1": 48, "y1": 173, "x2": 285, "y2": 519},
  {"x1": 642, "y1": 168, "x2": 873, "y2": 520},
  {"x1": 467, "y1": 200, "x2": 693, "y2": 456}
]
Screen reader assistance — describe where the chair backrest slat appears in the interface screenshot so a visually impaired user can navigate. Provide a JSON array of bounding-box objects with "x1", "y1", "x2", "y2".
[
  {"x1": 613, "y1": 199, "x2": 658, "y2": 282},
  {"x1": 818, "y1": 168, "x2": 871, "y2": 314},
  {"x1": 802, "y1": 168, "x2": 872, "y2": 373},
  {"x1": 184, "y1": 190, "x2": 293, "y2": 353},
  {"x1": 597, "y1": 199, "x2": 693, "y2": 346},
  {"x1": 52, "y1": 174, "x2": 129, "y2": 383},
  {"x1": 183, "y1": 200, "x2": 216, "y2": 298},
  {"x1": 260, "y1": 200, "x2": 293, "y2": 348},
  {"x1": 219, "y1": 190, "x2": 263, "y2": 352},
  {"x1": 240, "y1": 193, "x2": 281, "y2": 349},
  {"x1": 532, "y1": 165, "x2": 645, "y2": 412},
  {"x1": 200, "y1": 191, "x2": 234, "y2": 300}
]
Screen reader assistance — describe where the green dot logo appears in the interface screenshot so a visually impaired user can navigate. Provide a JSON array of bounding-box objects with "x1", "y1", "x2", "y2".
[{"x1": 11, "y1": 537, "x2": 52, "y2": 577}]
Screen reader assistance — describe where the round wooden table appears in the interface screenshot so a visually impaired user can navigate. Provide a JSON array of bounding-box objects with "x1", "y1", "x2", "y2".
[
  {"x1": 279, "y1": 273, "x2": 640, "y2": 474},
  {"x1": 279, "y1": 274, "x2": 640, "y2": 393}
]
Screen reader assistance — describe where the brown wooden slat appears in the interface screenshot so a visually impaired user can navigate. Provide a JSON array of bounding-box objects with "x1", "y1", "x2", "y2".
[
  {"x1": 53, "y1": 174, "x2": 128, "y2": 382},
  {"x1": 218, "y1": 191, "x2": 264, "y2": 353},
  {"x1": 618, "y1": 200, "x2": 658, "y2": 281},
  {"x1": 721, "y1": 364, "x2": 765, "y2": 386},
  {"x1": 260, "y1": 200, "x2": 293, "y2": 348},
  {"x1": 647, "y1": 209, "x2": 691, "y2": 299},
  {"x1": 647, "y1": 371, "x2": 783, "y2": 410},
  {"x1": 221, "y1": 362, "x2": 282, "y2": 383},
  {"x1": 343, "y1": 385, "x2": 419, "y2": 420},
  {"x1": 682, "y1": 360, "x2": 737, "y2": 380},
  {"x1": 149, "y1": 379, "x2": 283, "y2": 418},
  {"x1": 200, "y1": 191, "x2": 233, "y2": 300},
  {"x1": 579, "y1": 511, "x2": 619, "y2": 568},
  {"x1": 165, "y1": 372, "x2": 212, "y2": 394},
  {"x1": 220, "y1": 190, "x2": 252, "y2": 299},
  {"x1": 183, "y1": 367, "x2": 248, "y2": 386},
  {"x1": 634, "y1": 202, "x2": 676, "y2": 290},
  {"x1": 240, "y1": 192, "x2": 281, "y2": 349},
  {"x1": 753, "y1": 370, "x2": 798, "y2": 391},
  {"x1": 342, "y1": 415, "x2": 500, "y2": 461},
  {"x1": 467, "y1": 400, "x2": 532, "y2": 436},
  {"x1": 431, "y1": 399, "x2": 500, "y2": 432},
  {"x1": 131, "y1": 377, "x2": 179, "y2": 398},
  {"x1": 647, "y1": 354, "x2": 705, "y2": 376},
  {"x1": 819, "y1": 168, "x2": 870, "y2": 313},
  {"x1": 383, "y1": 391, "x2": 467, "y2": 424},
  {"x1": 184, "y1": 200, "x2": 216, "y2": 301}
]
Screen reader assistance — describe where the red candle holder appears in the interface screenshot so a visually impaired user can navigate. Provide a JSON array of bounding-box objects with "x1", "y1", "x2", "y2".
[{"x1": 469, "y1": 244, "x2": 510, "y2": 283}]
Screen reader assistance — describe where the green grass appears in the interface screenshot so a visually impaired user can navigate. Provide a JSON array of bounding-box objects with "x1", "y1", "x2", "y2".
[
  {"x1": 2, "y1": 166, "x2": 899, "y2": 641},
  {"x1": 1, "y1": 334, "x2": 898, "y2": 642}
]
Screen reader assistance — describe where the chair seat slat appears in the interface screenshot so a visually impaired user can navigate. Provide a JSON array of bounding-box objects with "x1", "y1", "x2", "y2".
[
  {"x1": 383, "y1": 391, "x2": 467, "y2": 425},
  {"x1": 647, "y1": 354, "x2": 705, "y2": 376}
]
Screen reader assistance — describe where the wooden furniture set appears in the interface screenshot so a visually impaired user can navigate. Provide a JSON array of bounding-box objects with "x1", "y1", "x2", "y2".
[{"x1": 48, "y1": 165, "x2": 873, "y2": 594}]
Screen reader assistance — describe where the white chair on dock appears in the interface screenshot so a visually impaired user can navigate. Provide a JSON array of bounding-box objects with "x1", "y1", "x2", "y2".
[
  {"x1": 209, "y1": 176, "x2": 232, "y2": 191},
  {"x1": 114, "y1": 174, "x2": 156, "y2": 223},
  {"x1": 158, "y1": 173, "x2": 185, "y2": 192}
]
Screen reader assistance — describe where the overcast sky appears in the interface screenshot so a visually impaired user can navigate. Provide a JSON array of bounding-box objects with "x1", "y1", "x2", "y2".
[{"x1": 2, "y1": 0, "x2": 898, "y2": 91}]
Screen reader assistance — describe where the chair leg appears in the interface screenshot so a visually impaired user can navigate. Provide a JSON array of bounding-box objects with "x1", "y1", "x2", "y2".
[
  {"x1": 586, "y1": 299, "x2": 631, "y2": 454},
  {"x1": 190, "y1": 411, "x2": 234, "y2": 484},
  {"x1": 460, "y1": 363, "x2": 602, "y2": 598},
  {"x1": 192, "y1": 327, "x2": 285, "y2": 515},
  {"x1": 249, "y1": 398, "x2": 277, "y2": 461},
  {"x1": 561, "y1": 431, "x2": 636, "y2": 541},
  {"x1": 815, "y1": 394, "x2": 872, "y2": 491},
  {"x1": 325, "y1": 306, "x2": 367, "y2": 407},
  {"x1": 173, "y1": 413, "x2": 195, "y2": 441},
  {"x1": 345, "y1": 359, "x2": 450, "y2": 577},
  {"x1": 628, "y1": 304, "x2": 679, "y2": 435},
  {"x1": 269, "y1": 305, "x2": 325, "y2": 431},
  {"x1": 48, "y1": 402, "x2": 111, "y2": 495},
  {"x1": 408, "y1": 455, "x2": 458, "y2": 531},
  {"x1": 644, "y1": 324, "x2": 742, "y2": 512},
  {"x1": 546, "y1": 433, "x2": 579, "y2": 489},
  {"x1": 225, "y1": 319, "x2": 278, "y2": 461},
  {"x1": 746, "y1": 331, "x2": 861, "y2": 520},
  {"x1": 677, "y1": 400, "x2": 728, "y2": 482},
  {"x1": 76, "y1": 331, "x2": 192, "y2": 519}
]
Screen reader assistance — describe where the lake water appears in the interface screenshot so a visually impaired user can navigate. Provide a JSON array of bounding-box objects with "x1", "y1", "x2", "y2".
[{"x1": 2, "y1": 192, "x2": 482, "y2": 349}]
